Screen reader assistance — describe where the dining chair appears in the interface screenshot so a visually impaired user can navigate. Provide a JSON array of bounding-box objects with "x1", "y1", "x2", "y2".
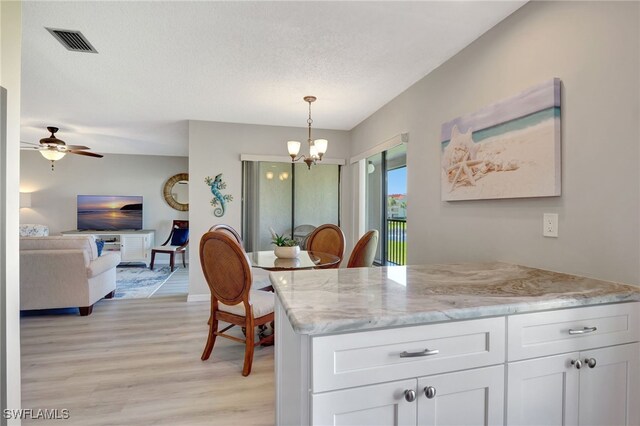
[
  {"x1": 347, "y1": 230, "x2": 379, "y2": 268},
  {"x1": 292, "y1": 224, "x2": 317, "y2": 249},
  {"x1": 208, "y1": 224, "x2": 272, "y2": 290},
  {"x1": 306, "y1": 224, "x2": 345, "y2": 269},
  {"x1": 200, "y1": 231, "x2": 275, "y2": 376},
  {"x1": 150, "y1": 220, "x2": 189, "y2": 272},
  {"x1": 209, "y1": 224, "x2": 243, "y2": 246}
]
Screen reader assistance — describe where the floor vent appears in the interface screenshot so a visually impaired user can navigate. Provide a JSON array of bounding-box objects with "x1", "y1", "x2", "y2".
[{"x1": 46, "y1": 28, "x2": 98, "y2": 53}]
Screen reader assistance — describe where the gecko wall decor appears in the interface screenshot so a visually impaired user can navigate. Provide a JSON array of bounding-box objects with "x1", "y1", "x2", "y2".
[{"x1": 205, "y1": 174, "x2": 233, "y2": 217}]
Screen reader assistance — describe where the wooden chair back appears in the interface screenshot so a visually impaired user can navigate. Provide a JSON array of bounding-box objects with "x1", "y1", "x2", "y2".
[
  {"x1": 209, "y1": 224, "x2": 243, "y2": 247},
  {"x1": 199, "y1": 231, "x2": 252, "y2": 306},
  {"x1": 347, "y1": 230, "x2": 379, "y2": 268},
  {"x1": 306, "y1": 224, "x2": 345, "y2": 268}
]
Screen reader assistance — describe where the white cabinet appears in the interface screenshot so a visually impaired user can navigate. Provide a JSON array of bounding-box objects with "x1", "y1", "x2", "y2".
[
  {"x1": 506, "y1": 303, "x2": 640, "y2": 426},
  {"x1": 120, "y1": 233, "x2": 153, "y2": 265},
  {"x1": 507, "y1": 341, "x2": 639, "y2": 425},
  {"x1": 276, "y1": 301, "x2": 640, "y2": 426},
  {"x1": 417, "y1": 365, "x2": 504, "y2": 426},
  {"x1": 61, "y1": 230, "x2": 154, "y2": 266},
  {"x1": 312, "y1": 379, "x2": 417, "y2": 426},
  {"x1": 312, "y1": 366, "x2": 503, "y2": 426},
  {"x1": 579, "y1": 344, "x2": 639, "y2": 426},
  {"x1": 507, "y1": 352, "x2": 580, "y2": 425}
]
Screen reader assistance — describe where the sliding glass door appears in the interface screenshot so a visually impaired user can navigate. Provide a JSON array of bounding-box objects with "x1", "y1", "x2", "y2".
[
  {"x1": 243, "y1": 161, "x2": 340, "y2": 251},
  {"x1": 365, "y1": 144, "x2": 407, "y2": 265}
]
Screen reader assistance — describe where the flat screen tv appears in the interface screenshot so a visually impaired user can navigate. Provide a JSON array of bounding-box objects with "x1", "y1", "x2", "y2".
[{"x1": 77, "y1": 195, "x2": 143, "y2": 231}]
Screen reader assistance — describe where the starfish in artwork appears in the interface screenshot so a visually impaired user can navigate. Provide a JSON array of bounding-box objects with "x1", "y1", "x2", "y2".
[{"x1": 447, "y1": 152, "x2": 485, "y2": 192}]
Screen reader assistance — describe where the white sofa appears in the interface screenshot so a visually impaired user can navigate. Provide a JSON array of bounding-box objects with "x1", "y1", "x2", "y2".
[{"x1": 20, "y1": 236, "x2": 121, "y2": 315}]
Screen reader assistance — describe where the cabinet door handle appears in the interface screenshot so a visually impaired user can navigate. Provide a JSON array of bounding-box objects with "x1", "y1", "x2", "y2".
[
  {"x1": 424, "y1": 386, "x2": 436, "y2": 399},
  {"x1": 399, "y1": 348, "x2": 439, "y2": 358},
  {"x1": 584, "y1": 357, "x2": 597, "y2": 368},
  {"x1": 571, "y1": 359, "x2": 583, "y2": 369},
  {"x1": 568, "y1": 326, "x2": 597, "y2": 335},
  {"x1": 404, "y1": 389, "x2": 417, "y2": 402}
]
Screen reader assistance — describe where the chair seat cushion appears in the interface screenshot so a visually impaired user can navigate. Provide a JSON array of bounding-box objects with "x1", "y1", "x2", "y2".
[
  {"x1": 152, "y1": 245, "x2": 185, "y2": 252},
  {"x1": 251, "y1": 267, "x2": 272, "y2": 290},
  {"x1": 219, "y1": 290, "x2": 274, "y2": 319}
]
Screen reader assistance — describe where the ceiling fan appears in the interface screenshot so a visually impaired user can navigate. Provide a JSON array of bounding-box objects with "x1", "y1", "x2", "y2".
[{"x1": 21, "y1": 126, "x2": 103, "y2": 170}]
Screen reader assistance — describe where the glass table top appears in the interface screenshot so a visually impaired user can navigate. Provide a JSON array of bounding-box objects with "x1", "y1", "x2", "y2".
[{"x1": 247, "y1": 250, "x2": 340, "y2": 271}]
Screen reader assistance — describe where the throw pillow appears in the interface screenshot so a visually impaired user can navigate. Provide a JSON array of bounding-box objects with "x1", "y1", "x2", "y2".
[
  {"x1": 95, "y1": 239, "x2": 105, "y2": 257},
  {"x1": 170, "y1": 228, "x2": 189, "y2": 246}
]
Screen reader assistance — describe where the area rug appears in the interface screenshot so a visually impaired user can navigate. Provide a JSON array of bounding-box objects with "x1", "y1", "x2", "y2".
[{"x1": 114, "y1": 266, "x2": 176, "y2": 299}]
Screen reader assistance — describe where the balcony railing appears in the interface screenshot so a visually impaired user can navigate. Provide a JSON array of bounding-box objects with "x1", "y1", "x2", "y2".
[{"x1": 386, "y1": 218, "x2": 406, "y2": 265}]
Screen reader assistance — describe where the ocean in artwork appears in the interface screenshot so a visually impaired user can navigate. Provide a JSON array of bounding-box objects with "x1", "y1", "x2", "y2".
[
  {"x1": 440, "y1": 78, "x2": 561, "y2": 201},
  {"x1": 77, "y1": 195, "x2": 143, "y2": 230}
]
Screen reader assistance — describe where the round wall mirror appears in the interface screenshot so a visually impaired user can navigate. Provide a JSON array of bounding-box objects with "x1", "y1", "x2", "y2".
[{"x1": 163, "y1": 173, "x2": 189, "y2": 211}]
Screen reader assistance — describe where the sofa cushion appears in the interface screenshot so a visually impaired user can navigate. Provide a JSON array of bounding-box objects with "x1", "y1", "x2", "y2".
[
  {"x1": 21, "y1": 236, "x2": 99, "y2": 261},
  {"x1": 87, "y1": 252, "x2": 121, "y2": 278}
]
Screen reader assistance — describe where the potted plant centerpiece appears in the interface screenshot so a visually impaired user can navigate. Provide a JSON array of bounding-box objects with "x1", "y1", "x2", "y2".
[{"x1": 272, "y1": 233, "x2": 300, "y2": 259}]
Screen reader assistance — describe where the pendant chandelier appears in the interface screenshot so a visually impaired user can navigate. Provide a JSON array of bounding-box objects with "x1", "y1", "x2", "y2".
[{"x1": 287, "y1": 96, "x2": 328, "y2": 169}]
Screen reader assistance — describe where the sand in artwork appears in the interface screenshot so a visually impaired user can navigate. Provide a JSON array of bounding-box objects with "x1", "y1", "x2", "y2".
[{"x1": 442, "y1": 119, "x2": 558, "y2": 200}]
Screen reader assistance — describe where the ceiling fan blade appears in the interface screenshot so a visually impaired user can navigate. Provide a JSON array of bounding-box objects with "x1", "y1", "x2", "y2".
[
  {"x1": 68, "y1": 150, "x2": 103, "y2": 158},
  {"x1": 20, "y1": 141, "x2": 40, "y2": 146},
  {"x1": 65, "y1": 145, "x2": 90, "y2": 150}
]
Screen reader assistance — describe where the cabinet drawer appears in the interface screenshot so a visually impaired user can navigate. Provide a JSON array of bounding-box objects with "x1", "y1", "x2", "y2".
[
  {"x1": 311, "y1": 317, "x2": 505, "y2": 393},
  {"x1": 507, "y1": 302, "x2": 639, "y2": 361}
]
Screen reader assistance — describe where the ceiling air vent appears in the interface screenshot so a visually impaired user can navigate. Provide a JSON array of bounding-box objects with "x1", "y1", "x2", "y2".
[{"x1": 46, "y1": 28, "x2": 98, "y2": 53}]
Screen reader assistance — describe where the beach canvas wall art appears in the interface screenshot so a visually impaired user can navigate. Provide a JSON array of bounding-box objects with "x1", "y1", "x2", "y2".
[
  {"x1": 441, "y1": 78, "x2": 561, "y2": 201},
  {"x1": 77, "y1": 195, "x2": 143, "y2": 230}
]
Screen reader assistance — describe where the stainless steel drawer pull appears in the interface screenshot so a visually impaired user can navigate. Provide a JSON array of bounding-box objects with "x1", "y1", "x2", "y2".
[
  {"x1": 399, "y1": 348, "x2": 439, "y2": 358},
  {"x1": 568, "y1": 326, "x2": 597, "y2": 335}
]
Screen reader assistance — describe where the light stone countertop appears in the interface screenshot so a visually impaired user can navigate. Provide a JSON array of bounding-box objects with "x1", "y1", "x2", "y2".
[{"x1": 270, "y1": 262, "x2": 640, "y2": 335}]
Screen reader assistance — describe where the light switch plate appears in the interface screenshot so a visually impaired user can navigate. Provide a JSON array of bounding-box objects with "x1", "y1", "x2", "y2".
[{"x1": 543, "y1": 213, "x2": 558, "y2": 237}]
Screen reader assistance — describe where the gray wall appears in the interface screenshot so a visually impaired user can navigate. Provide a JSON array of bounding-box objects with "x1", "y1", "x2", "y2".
[
  {"x1": 20, "y1": 151, "x2": 189, "y2": 240},
  {"x1": 350, "y1": 1, "x2": 640, "y2": 284},
  {"x1": 188, "y1": 120, "x2": 351, "y2": 297}
]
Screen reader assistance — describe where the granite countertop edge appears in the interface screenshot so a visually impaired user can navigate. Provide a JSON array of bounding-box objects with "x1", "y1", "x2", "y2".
[
  {"x1": 280, "y1": 293, "x2": 640, "y2": 335},
  {"x1": 271, "y1": 265, "x2": 640, "y2": 335}
]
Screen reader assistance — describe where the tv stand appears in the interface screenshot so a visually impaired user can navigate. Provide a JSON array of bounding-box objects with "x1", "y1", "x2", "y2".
[{"x1": 61, "y1": 230, "x2": 155, "y2": 266}]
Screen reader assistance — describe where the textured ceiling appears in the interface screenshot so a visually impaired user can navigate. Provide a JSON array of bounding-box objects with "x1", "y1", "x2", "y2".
[{"x1": 20, "y1": 1, "x2": 526, "y2": 156}]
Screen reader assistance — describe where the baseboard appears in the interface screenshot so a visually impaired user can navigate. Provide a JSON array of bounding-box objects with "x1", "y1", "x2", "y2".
[{"x1": 187, "y1": 293, "x2": 210, "y2": 303}]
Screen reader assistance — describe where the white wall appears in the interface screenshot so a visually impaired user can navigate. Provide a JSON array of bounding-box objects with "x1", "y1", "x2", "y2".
[
  {"x1": 188, "y1": 120, "x2": 351, "y2": 298},
  {"x1": 350, "y1": 1, "x2": 640, "y2": 284},
  {"x1": 1, "y1": 0, "x2": 22, "y2": 420},
  {"x1": 20, "y1": 151, "x2": 188, "y2": 240}
]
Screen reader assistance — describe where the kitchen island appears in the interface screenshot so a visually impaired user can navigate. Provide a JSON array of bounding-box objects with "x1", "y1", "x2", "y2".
[{"x1": 271, "y1": 262, "x2": 640, "y2": 426}]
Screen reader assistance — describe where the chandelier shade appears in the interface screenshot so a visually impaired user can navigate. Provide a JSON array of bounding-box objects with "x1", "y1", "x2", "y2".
[{"x1": 287, "y1": 96, "x2": 328, "y2": 169}]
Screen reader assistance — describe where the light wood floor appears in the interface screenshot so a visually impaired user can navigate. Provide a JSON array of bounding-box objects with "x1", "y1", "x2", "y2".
[
  {"x1": 151, "y1": 265, "x2": 189, "y2": 298},
  {"x1": 21, "y1": 272, "x2": 275, "y2": 425}
]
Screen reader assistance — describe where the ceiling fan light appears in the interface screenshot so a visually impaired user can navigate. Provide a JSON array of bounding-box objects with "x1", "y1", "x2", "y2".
[
  {"x1": 314, "y1": 139, "x2": 328, "y2": 155},
  {"x1": 287, "y1": 140, "x2": 301, "y2": 158},
  {"x1": 40, "y1": 150, "x2": 66, "y2": 161}
]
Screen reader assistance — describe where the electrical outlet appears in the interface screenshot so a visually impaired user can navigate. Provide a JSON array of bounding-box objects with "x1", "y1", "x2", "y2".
[{"x1": 543, "y1": 213, "x2": 558, "y2": 237}]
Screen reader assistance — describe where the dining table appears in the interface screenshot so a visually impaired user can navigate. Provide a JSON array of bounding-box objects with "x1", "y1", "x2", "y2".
[{"x1": 247, "y1": 250, "x2": 341, "y2": 271}]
